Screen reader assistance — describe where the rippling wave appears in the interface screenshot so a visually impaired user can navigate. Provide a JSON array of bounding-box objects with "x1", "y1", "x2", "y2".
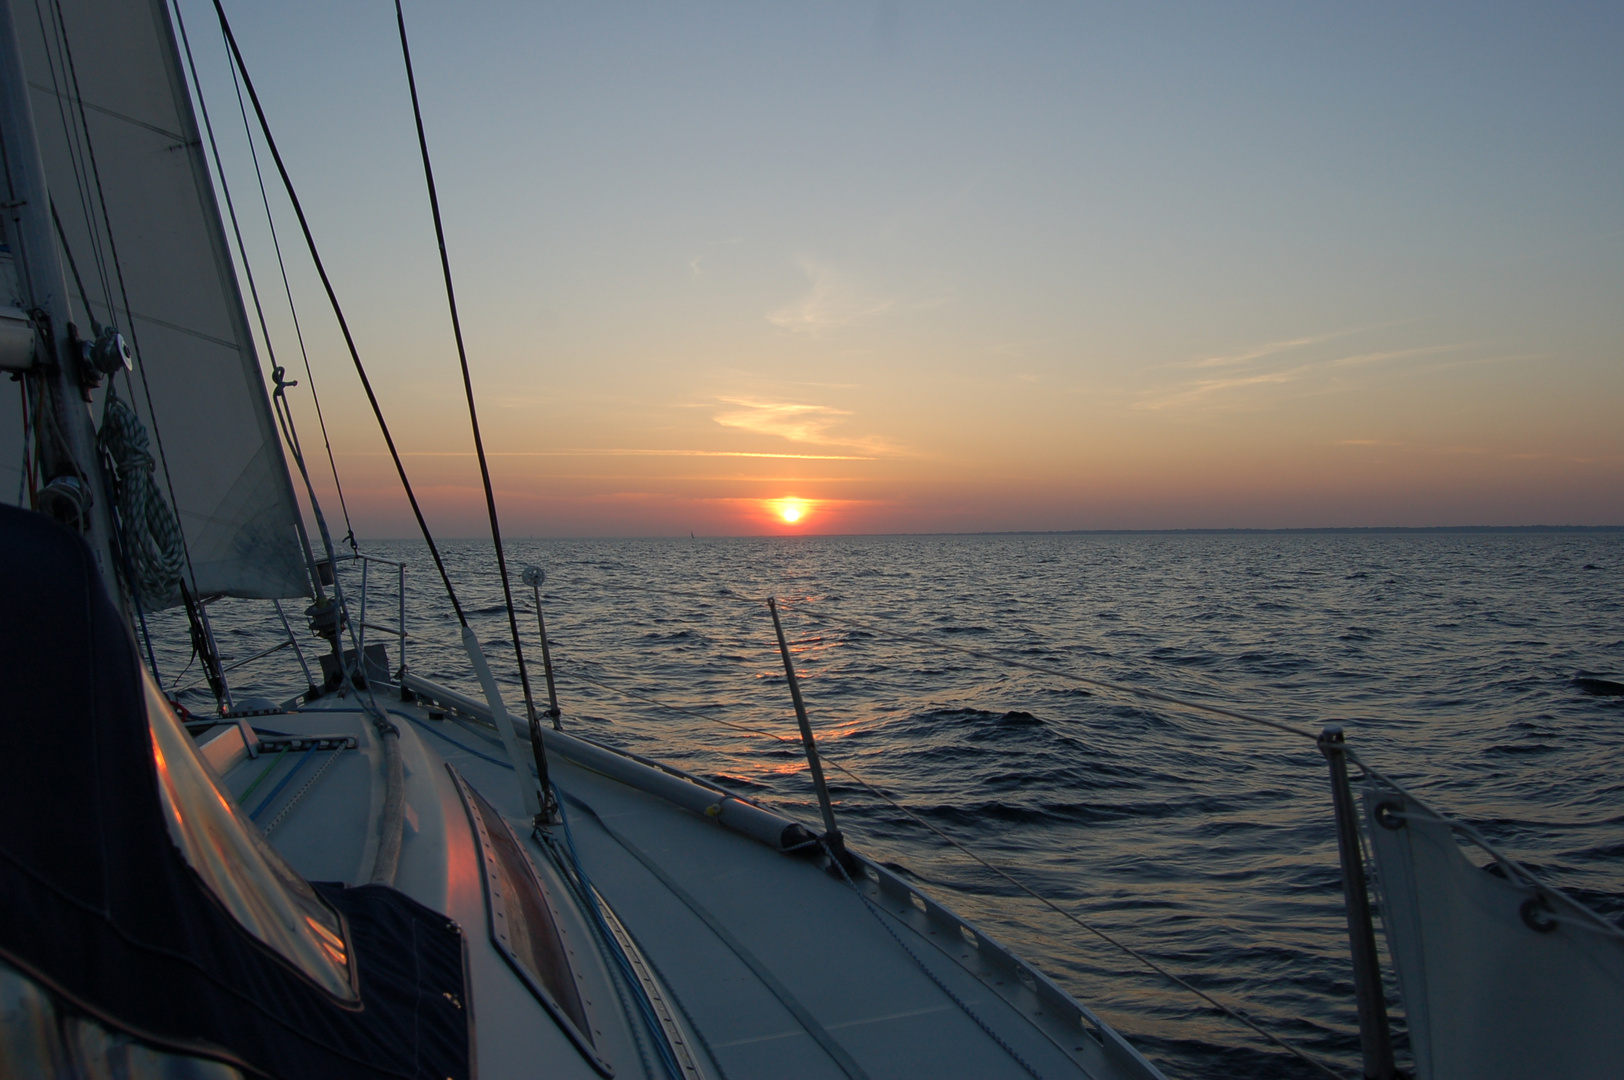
[{"x1": 160, "y1": 532, "x2": 1624, "y2": 1078}]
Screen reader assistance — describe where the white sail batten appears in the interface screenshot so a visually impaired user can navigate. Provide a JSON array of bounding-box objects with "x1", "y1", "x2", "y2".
[
  {"x1": 18, "y1": 0, "x2": 308, "y2": 602},
  {"x1": 1363, "y1": 790, "x2": 1624, "y2": 1080}
]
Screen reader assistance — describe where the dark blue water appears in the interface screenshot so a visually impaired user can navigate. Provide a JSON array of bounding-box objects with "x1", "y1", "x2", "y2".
[{"x1": 164, "y1": 532, "x2": 1624, "y2": 1079}]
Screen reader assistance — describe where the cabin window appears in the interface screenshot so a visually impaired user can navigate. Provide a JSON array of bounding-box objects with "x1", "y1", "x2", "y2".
[
  {"x1": 452, "y1": 769, "x2": 606, "y2": 1074},
  {"x1": 144, "y1": 669, "x2": 356, "y2": 1001}
]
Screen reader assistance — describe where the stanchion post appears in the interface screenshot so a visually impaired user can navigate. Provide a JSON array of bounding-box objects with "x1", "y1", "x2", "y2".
[
  {"x1": 1319, "y1": 724, "x2": 1397, "y2": 1080},
  {"x1": 768, "y1": 597, "x2": 856, "y2": 872},
  {"x1": 522, "y1": 566, "x2": 562, "y2": 730}
]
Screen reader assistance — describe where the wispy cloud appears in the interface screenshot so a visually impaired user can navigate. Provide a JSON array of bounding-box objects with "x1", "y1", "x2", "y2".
[
  {"x1": 711, "y1": 396, "x2": 903, "y2": 454},
  {"x1": 1171, "y1": 322, "x2": 1419, "y2": 371},
  {"x1": 688, "y1": 236, "x2": 745, "y2": 276},
  {"x1": 713, "y1": 398, "x2": 850, "y2": 442},
  {"x1": 390, "y1": 448, "x2": 875, "y2": 460},
  {"x1": 1139, "y1": 343, "x2": 1469, "y2": 411},
  {"x1": 767, "y1": 261, "x2": 893, "y2": 335},
  {"x1": 1176, "y1": 331, "x2": 1352, "y2": 371}
]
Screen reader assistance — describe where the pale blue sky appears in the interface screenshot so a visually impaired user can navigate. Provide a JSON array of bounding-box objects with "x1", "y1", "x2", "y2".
[{"x1": 186, "y1": 1, "x2": 1622, "y2": 534}]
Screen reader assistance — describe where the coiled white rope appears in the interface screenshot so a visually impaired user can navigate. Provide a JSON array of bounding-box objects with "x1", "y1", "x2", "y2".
[{"x1": 98, "y1": 392, "x2": 184, "y2": 610}]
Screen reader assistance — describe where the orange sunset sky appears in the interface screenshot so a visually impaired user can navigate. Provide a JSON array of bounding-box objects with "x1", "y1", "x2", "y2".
[{"x1": 186, "y1": 2, "x2": 1621, "y2": 536}]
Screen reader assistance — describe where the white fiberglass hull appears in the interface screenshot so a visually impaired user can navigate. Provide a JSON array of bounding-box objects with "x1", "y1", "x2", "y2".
[{"x1": 210, "y1": 684, "x2": 1166, "y2": 1080}]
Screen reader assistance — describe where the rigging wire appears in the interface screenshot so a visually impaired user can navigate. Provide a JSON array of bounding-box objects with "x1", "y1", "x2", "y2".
[
  {"x1": 210, "y1": 0, "x2": 467, "y2": 626},
  {"x1": 27, "y1": 2, "x2": 107, "y2": 496},
  {"x1": 42, "y1": 0, "x2": 198, "y2": 591},
  {"x1": 220, "y1": 27, "x2": 356, "y2": 553},
  {"x1": 392, "y1": 0, "x2": 540, "y2": 728},
  {"x1": 550, "y1": 660, "x2": 1351, "y2": 1080},
  {"x1": 30, "y1": 0, "x2": 112, "y2": 320},
  {"x1": 48, "y1": 199, "x2": 96, "y2": 333},
  {"x1": 36, "y1": 0, "x2": 219, "y2": 704},
  {"x1": 198, "y1": 0, "x2": 417, "y2": 884},
  {"x1": 50, "y1": 198, "x2": 167, "y2": 676},
  {"x1": 393, "y1": 0, "x2": 552, "y2": 814},
  {"x1": 586, "y1": 578, "x2": 1322, "y2": 742},
  {"x1": 39, "y1": 0, "x2": 230, "y2": 711},
  {"x1": 172, "y1": 1, "x2": 394, "y2": 746},
  {"x1": 168, "y1": 0, "x2": 327, "y2": 592},
  {"x1": 14, "y1": 379, "x2": 32, "y2": 505}
]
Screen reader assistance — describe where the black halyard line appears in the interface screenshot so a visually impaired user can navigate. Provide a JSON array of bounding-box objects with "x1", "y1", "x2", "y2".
[
  {"x1": 393, "y1": 0, "x2": 549, "y2": 801},
  {"x1": 210, "y1": 0, "x2": 466, "y2": 626}
]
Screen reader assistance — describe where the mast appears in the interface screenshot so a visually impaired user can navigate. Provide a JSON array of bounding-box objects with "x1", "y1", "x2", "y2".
[{"x1": 0, "y1": 0, "x2": 122, "y2": 603}]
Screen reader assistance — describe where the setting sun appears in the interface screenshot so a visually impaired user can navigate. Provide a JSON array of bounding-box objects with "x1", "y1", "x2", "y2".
[{"x1": 767, "y1": 498, "x2": 809, "y2": 526}]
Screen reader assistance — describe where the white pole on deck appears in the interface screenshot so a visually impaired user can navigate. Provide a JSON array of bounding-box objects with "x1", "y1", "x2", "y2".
[{"x1": 463, "y1": 625, "x2": 542, "y2": 818}]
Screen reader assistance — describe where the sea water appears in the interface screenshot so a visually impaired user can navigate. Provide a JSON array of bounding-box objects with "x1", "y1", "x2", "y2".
[{"x1": 165, "y1": 531, "x2": 1624, "y2": 1079}]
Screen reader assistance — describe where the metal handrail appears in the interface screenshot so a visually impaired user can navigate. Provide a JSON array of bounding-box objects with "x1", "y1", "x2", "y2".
[
  {"x1": 346, "y1": 552, "x2": 407, "y2": 673},
  {"x1": 174, "y1": 637, "x2": 295, "y2": 693}
]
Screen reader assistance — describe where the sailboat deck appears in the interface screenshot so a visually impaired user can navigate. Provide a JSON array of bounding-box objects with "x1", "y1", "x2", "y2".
[
  {"x1": 538, "y1": 750, "x2": 1124, "y2": 1080},
  {"x1": 209, "y1": 689, "x2": 1163, "y2": 1080}
]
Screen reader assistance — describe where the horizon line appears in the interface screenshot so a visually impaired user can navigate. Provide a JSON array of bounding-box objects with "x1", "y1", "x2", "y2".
[{"x1": 348, "y1": 524, "x2": 1624, "y2": 542}]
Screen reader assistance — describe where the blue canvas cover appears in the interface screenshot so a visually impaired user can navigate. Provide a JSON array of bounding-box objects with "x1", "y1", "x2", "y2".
[{"x1": 0, "y1": 504, "x2": 470, "y2": 1080}]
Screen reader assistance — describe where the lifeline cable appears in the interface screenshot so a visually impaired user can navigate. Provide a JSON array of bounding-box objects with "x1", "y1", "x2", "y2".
[
  {"x1": 582, "y1": 582, "x2": 1624, "y2": 815},
  {"x1": 589, "y1": 578, "x2": 1322, "y2": 742},
  {"x1": 548, "y1": 658, "x2": 1352, "y2": 1080},
  {"x1": 823, "y1": 841, "x2": 1047, "y2": 1080},
  {"x1": 793, "y1": 603, "x2": 1320, "y2": 740},
  {"x1": 211, "y1": 0, "x2": 466, "y2": 626}
]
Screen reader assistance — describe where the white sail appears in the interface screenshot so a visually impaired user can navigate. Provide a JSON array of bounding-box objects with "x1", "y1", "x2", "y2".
[
  {"x1": 1363, "y1": 790, "x2": 1624, "y2": 1080},
  {"x1": 15, "y1": 0, "x2": 307, "y2": 602}
]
